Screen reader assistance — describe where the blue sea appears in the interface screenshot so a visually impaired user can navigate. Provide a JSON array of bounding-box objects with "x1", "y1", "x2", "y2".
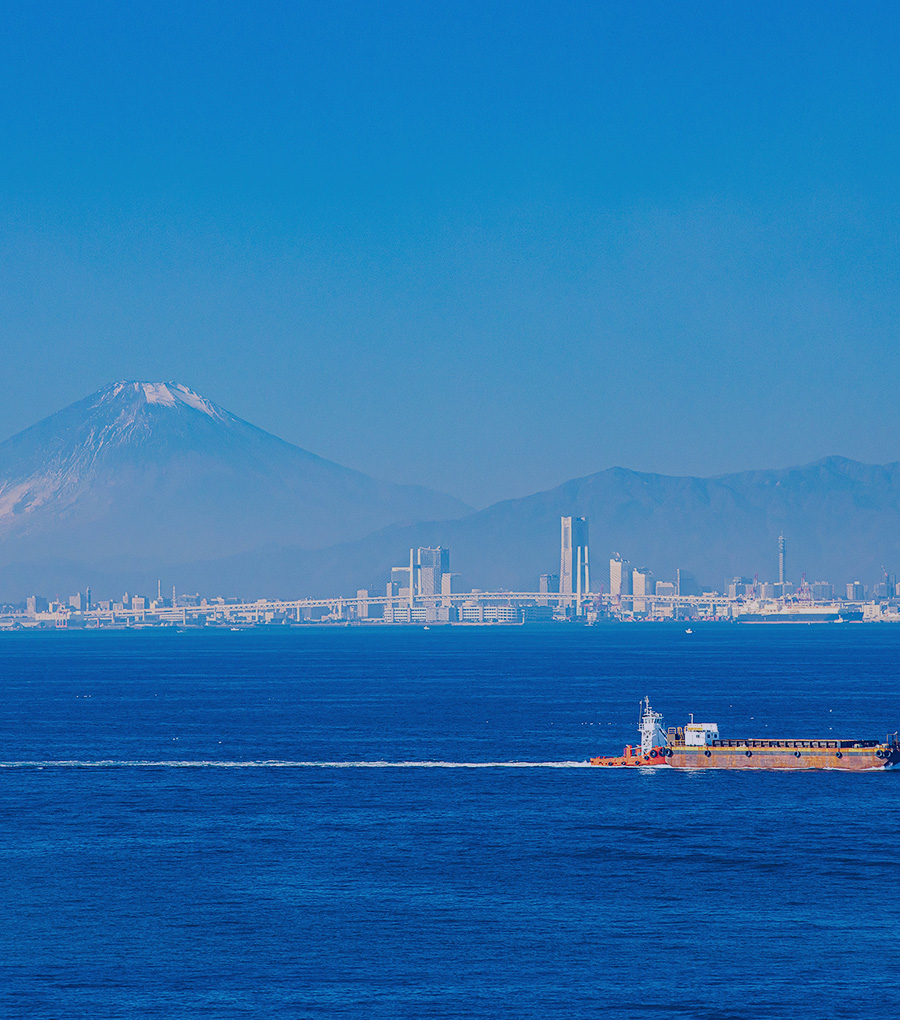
[{"x1": 0, "y1": 624, "x2": 898, "y2": 1019}]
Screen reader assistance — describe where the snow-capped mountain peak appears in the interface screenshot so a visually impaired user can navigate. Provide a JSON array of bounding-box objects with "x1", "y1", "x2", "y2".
[
  {"x1": 108, "y1": 382, "x2": 223, "y2": 420},
  {"x1": 0, "y1": 381, "x2": 471, "y2": 573}
]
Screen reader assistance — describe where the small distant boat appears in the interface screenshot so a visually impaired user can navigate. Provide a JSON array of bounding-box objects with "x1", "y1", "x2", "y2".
[{"x1": 684, "y1": 628, "x2": 693, "y2": 634}]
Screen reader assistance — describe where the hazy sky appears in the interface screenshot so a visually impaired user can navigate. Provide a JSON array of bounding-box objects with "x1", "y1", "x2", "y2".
[{"x1": 2, "y1": 1, "x2": 899, "y2": 507}]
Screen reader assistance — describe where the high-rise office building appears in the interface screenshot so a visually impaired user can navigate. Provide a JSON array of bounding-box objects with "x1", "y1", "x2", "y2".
[
  {"x1": 391, "y1": 566, "x2": 411, "y2": 594},
  {"x1": 610, "y1": 555, "x2": 632, "y2": 596},
  {"x1": 727, "y1": 576, "x2": 753, "y2": 599},
  {"x1": 559, "y1": 517, "x2": 589, "y2": 599},
  {"x1": 632, "y1": 567, "x2": 653, "y2": 613},
  {"x1": 416, "y1": 547, "x2": 450, "y2": 598},
  {"x1": 676, "y1": 569, "x2": 700, "y2": 597},
  {"x1": 778, "y1": 534, "x2": 786, "y2": 586},
  {"x1": 538, "y1": 573, "x2": 559, "y2": 607}
]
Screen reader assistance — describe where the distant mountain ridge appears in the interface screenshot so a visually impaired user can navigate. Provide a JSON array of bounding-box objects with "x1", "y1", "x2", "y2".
[
  {"x1": 140, "y1": 454, "x2": 900, "y2": 599},
  {"x1": 1, "y1": 383, "x2": 897, "y2": 601},
  {"x1": 0, "y1": 381, "x2": 471, "y2": 580}
]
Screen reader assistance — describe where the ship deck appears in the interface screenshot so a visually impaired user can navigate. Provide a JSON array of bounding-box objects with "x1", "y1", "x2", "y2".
[{"x1": 702, "y1": 738, "x2": 879, "y2": 749}]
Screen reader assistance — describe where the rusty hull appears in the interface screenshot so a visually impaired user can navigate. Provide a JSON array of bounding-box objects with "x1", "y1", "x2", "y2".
[{"x1": 668, "y1": 745, "x2": 897, "y2": 770}]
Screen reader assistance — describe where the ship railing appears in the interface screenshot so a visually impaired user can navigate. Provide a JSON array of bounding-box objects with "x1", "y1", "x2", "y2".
[{"x1": 712, "y1": 738, "x2": 851, "y2": 749}]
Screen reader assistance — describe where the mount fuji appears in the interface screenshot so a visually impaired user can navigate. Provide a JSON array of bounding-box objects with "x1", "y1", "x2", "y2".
[{"x1": 0, "y1": 382, "x2": 470, "y2": 587}]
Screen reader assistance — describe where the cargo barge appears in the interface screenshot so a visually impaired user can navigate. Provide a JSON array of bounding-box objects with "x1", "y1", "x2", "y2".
[
  {"x1": 735, "y1": 600, "x2": 863, "y2": 624},
  {"x1": 590, "y1": 698, "x2": 900, "y2": 770}
]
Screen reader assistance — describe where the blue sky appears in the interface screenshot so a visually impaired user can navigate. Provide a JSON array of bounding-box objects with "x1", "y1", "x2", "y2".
[{"x1": 2, "y1": 1, "x2": 899, "y2": 506}]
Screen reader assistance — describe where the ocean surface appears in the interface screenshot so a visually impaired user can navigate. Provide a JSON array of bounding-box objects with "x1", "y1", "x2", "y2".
[{"x1": 0, "y1": 624, "x2": 897, "y2": 1019}]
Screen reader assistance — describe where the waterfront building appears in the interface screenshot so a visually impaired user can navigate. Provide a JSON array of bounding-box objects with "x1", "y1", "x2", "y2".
[
  {"x1": 384, "y1": 604, "x2": 428, "y2": 624},
  {"x1": 522, "y1": 605, "x2": 554, "y2": 623},
  {"x1": 460, "y1": 604, "x2": 520, "y2": 623},
  {"x1": 778, "y1": 534, "x2": 786, "y2": 586},
  {"x1": 846, "y1": 581, "x2": 866, "y2": 601}
]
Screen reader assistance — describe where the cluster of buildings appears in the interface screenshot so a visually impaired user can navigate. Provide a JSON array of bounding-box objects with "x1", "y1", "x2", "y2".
[{"x1": 4, "y1": 518, "x2": 899, "y2": 629}]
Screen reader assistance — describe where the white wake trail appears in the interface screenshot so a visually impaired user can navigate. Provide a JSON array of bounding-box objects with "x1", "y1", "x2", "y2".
[{"x1": 0, "y1": 759, "x2": 593, "y2": 769}]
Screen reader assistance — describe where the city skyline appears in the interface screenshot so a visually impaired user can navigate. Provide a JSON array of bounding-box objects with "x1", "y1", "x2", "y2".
[{"x1": 8, "y1": 518, "x2": 899, "y2": 628}]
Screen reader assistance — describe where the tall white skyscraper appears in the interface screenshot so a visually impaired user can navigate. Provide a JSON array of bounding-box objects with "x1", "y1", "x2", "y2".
[
  {"x1": 559, "y1": 517, "x2": 589, "y2": 602},
  {"x1": 610, "y1": 555, "x2": 632, "y2": 596}
]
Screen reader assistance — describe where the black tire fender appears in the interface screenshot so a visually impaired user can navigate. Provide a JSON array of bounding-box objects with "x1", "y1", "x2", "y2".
[
  {"x1": 704, "y1": 750, "x2": 711, "y2": 758},
  {"x1": 745, "y1": 750, "x2": 752, "y2": 757}
]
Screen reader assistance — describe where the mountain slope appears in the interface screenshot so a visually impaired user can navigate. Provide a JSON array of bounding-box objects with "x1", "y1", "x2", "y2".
[
  {"x1": 0, "y1": 381, "x2": 471, "y2": 570},
  {"x1": 140, "y1": 455, "x2": 900, "y2": 599},
  {"x1": 429, "y1": 455, "x2": 900, "y2": 592}
]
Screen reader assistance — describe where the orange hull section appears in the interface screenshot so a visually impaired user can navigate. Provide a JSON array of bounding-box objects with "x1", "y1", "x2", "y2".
[{"x1": 589, "y1": 745, "x2": 670, "y2": 768}]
